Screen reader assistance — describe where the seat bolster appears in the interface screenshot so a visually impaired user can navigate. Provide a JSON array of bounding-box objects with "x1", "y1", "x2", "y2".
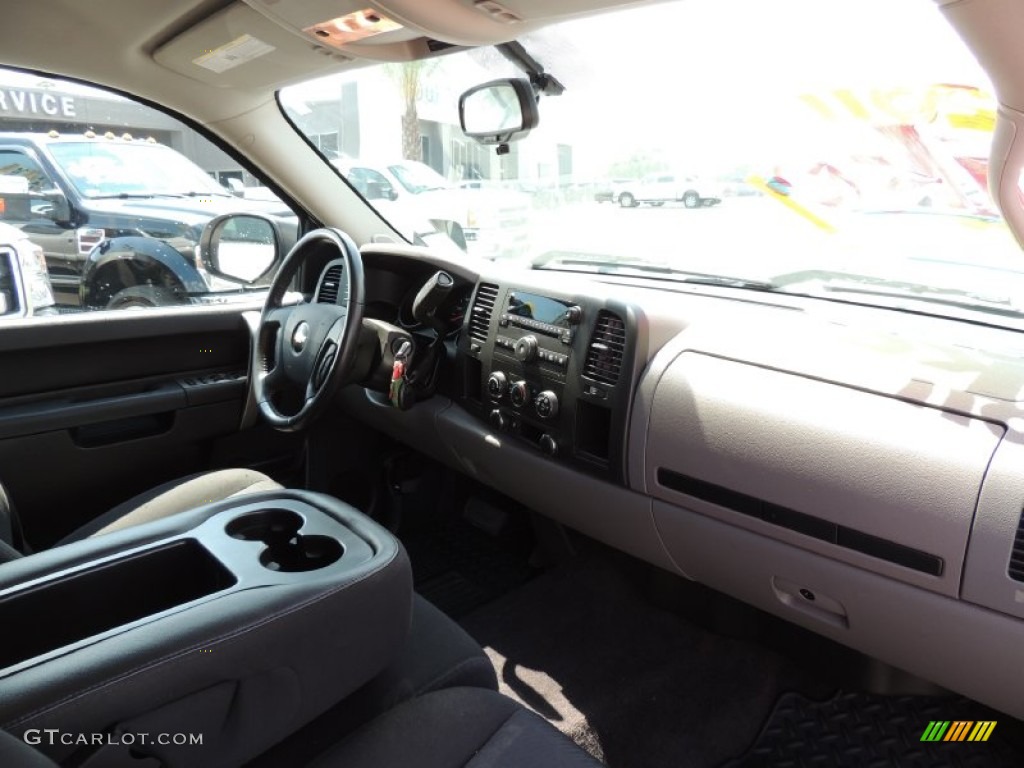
[{"x1": 57, "y1": 469, "x2": 282, "y2": 544}]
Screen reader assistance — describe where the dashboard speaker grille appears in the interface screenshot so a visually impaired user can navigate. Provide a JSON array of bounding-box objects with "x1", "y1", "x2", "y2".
[
  {"x1": 583, "y1": 310, "x2": 626, "y2": 385},
  {"x1": 317, "y1": 264, "x2": 345, "y2": 304},
  {"x1": 468, "y1": 283, "x2": 498, "y2": 343},
  {"x1": 1008, "y1": 508, "x2": 1024, "y2": 582}
]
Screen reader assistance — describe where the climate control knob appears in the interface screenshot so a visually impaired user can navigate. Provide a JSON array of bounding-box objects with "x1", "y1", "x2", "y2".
[
  {"x1": 486, "y1": 371, "x2": 508, "y2": 399},
  {"x1": 489, "y1": 409, "x2": 507, "y2": 430},
  {"x1": 514, "y1": 335, "x2": 539, "y2": 362},
  {"x1": 509, "y1": 380, "x2": 529, "y2": 408},
  {"x1": 539, "y1": 434, "x2": 558, "y2": 456},
  {"x1": 535, "y1": 390, "x2": 559, "y2": 419}
]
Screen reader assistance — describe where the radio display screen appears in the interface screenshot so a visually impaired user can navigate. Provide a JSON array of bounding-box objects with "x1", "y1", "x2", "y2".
[{"x1": 508, "y1": 292, "x2": 571, "y2": 327}]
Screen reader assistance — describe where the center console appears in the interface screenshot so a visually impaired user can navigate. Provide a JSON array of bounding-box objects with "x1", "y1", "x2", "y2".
[
  {"x1": 0, "y1": 491, "x2": 411, "y2": 767},
  {"x1": 458, "y1": 281, "x2": 638, "y2": 483}
]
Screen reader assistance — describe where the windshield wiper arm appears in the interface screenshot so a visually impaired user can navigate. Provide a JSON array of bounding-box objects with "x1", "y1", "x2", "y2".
[{"x1": 89, "y1": 192, "x2": 189, "y2": 200}]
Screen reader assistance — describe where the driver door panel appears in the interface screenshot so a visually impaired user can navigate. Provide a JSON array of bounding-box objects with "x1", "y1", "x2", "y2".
[{"x1": 0, "y1": 308, "x2": 301, "y2": 548}]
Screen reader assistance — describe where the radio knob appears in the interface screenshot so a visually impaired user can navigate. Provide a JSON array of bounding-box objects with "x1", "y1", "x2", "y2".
[
  {"x1": 535, "y1": 390, "x2": 559, "y2": 419},
  {"x1": 489, "y1": 409, "x2": 506, "y2": 430},
  {"x1": 539, "y1": 434, "x2": 558, "y2": 456},
  {"x1": 509, "y1": 380, "x2": 529, "y2": 408},
  {"x1": 514, "y1": 335, "x2": 539, "y2": 362},
  {"x1": 486, "y1": 371, "x2": 508, "y2": 399},
  {"x1": 565, "y1": 305, "x2": 583, "y2": 325}
]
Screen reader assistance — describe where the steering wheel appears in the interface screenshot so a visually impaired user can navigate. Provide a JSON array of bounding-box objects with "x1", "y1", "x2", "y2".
[{"x1": 253, "y1": 228, "x2": 365, "y2": 431}]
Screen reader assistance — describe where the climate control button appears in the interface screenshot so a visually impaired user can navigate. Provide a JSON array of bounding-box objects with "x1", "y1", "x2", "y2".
[
  {"x1": 539, "y1": 434, "x2": 558, "y2": 456},
  {"x1": 489, "y1": 409, "x2": 507, "y2": 430},
  {"x1": 535, "y1": 390, "x2": 559, "y2": 419},
  {"x1": 509, "y1": 380, "x2": 530, "y2": 408},
  {"x1": 487, "y1": 371, "x2": 508, "y2": 399}
]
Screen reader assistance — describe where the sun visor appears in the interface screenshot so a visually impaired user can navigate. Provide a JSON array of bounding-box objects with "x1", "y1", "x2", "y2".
[{"x1": 153, "y1": 2, "x2": 353, "y2": 89}]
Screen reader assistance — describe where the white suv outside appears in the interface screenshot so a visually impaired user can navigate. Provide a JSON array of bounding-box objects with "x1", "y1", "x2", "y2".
[{"x1": 617, "y1": 173, "x2": 722, "y2": 208}]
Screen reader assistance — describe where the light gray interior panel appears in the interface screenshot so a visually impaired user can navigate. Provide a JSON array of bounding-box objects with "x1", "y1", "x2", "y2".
[
  {"x1": 643, "y1": 352, "x2": 1003, "y2": 594},
  {"x1": 436, "y1": 404, "x2": 674, "y2": 571},
  {"x1": 963, "y1": 437, "x2": 1024, "y2": 618},
  {"x1": 653, "y1": 501, "x2": 1024, "y2": 721}
]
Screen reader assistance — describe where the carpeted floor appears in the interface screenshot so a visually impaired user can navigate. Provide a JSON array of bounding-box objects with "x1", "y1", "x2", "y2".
[{"x1": 459, "y1": 556, "x2": 836, "y2": 768}]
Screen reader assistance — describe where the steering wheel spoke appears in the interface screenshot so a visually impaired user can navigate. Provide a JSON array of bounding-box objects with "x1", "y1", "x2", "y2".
[{"x1": 251, "y1": 228, "x2": 364, "y2": 432}]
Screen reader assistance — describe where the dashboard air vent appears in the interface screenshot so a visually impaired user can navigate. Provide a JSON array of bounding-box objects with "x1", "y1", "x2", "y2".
[
  {"x1": 317, "y1": 264, "x2": 346, "y2": 304},
  {"x1": 468, "y1": 282, "x2": 498, "y2": 344},
  {"x1": 1008, "y1": 508, "x2": 1024, "y2": 582},
  {"x1": 583, "y1": 310, "x2": 626, "y2": 385}
]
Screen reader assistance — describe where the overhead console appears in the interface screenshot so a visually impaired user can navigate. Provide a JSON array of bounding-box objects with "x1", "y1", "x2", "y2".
[{"x1": 456, "y1": 281, "x2": 639, "y2": 484}]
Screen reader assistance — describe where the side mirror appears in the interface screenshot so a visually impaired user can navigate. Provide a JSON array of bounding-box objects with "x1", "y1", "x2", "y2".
[
  {"x1": 199, "y1": 213, "x2": 282, "y2": 283},
  {"x1": 40, "y1": 190, "x2": 71, "y2": 224},
  {"x1": 458, "y1": 78, "x2": 539, "y2": 147}
]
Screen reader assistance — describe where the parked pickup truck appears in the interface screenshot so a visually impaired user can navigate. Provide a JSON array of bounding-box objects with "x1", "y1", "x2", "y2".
[
  {"x1": 333, "y1": 158, "x2": 530, "y2": 260},
  {"x1": 616, "y1": 172, "x2": 722, "y2": 208},
  {"x1": 0, "y1": 132, "x2": 295, "y2": 309},
  {"x1": 0, "y1": 221, "x2": 55, "y2": 319}
]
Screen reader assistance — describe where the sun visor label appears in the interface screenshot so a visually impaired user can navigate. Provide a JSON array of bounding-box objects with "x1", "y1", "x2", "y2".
[{"x1": 193, "y1": 35, "x2": 275, "y2": 74}]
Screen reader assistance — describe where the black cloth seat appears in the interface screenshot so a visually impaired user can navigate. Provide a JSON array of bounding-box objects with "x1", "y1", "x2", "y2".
[
  {"x1": 310, "y1": 687, "x2": 603, "y2": 768},
  {"x1": 1, "y1": 688, "x2": 602, "y2": 768}
]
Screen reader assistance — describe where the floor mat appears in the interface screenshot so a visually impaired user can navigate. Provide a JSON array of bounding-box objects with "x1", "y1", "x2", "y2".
[
  {"x1": 725, "y1": 691, "x2": 1020, "y2": 768},
  {"x1": 459, "y1": 556, "x2": 834, "y2": 768},
  {"x1": 403, "y1": 515, "x2": 537, "y2": 618}
]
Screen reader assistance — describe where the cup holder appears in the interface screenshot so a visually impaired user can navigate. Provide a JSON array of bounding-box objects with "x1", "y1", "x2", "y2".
[{"x1": 226, "y1": 509, "x2": 343, "y2": 573}]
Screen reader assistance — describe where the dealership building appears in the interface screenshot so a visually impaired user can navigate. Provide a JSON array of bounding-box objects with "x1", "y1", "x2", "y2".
[{"x1": 0, "y1": 83, "x2": 252, "y2": 186}]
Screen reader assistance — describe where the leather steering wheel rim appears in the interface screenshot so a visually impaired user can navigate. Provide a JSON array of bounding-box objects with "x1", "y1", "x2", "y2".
[{"x1": 252, "y1": 227, "x2": 365, "y2": 431}]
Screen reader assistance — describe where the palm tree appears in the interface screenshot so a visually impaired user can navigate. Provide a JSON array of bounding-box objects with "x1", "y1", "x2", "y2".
[{"x1": 385, "y1": 61, "x2": 438, "y2": 162}]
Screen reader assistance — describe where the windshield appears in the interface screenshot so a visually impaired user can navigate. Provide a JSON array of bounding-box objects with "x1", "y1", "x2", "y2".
[
  {"x1": 280, "y1": 0, "x2": 1024, "y2": 322},
  {"x1": 48, "y1": 141, "x2": 228, "y2": 199}
]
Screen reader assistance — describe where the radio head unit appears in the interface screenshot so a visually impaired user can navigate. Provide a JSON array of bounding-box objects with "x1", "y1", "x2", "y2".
[{"x1": 502, "y1": 291, "x2": 582, "y2": 339}]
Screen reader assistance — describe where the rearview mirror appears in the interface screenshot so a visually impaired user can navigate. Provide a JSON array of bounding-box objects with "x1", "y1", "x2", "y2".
[
  {"x1": 200, "y1": 214, "x2": 281, "y2": 283},
  {"x1": 458, "y1": 78, "x2": 539, "y2": 147}
]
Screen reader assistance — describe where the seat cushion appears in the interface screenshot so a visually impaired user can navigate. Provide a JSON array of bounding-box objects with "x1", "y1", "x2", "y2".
[
  {"x1": 0, "y1": 730, "x2": 56, "y2": 768},
  {"x1": 246, "y1": 594, "x2": 499, "y2": 767},
  {"x1": 57, "y1": 469, "x2": 282, "y2": 544},
  {"x1": 308, "y1": 687, "x2": 602, "y2": 768}
]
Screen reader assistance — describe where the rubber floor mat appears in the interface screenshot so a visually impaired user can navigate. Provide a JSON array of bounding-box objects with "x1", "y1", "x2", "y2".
[
  {"x1": 403, "y1": 519, "x2": 536, "y2": 618},
  {"x1": 725, "y1": 691, "x2": 1020, "y2": 768}
]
